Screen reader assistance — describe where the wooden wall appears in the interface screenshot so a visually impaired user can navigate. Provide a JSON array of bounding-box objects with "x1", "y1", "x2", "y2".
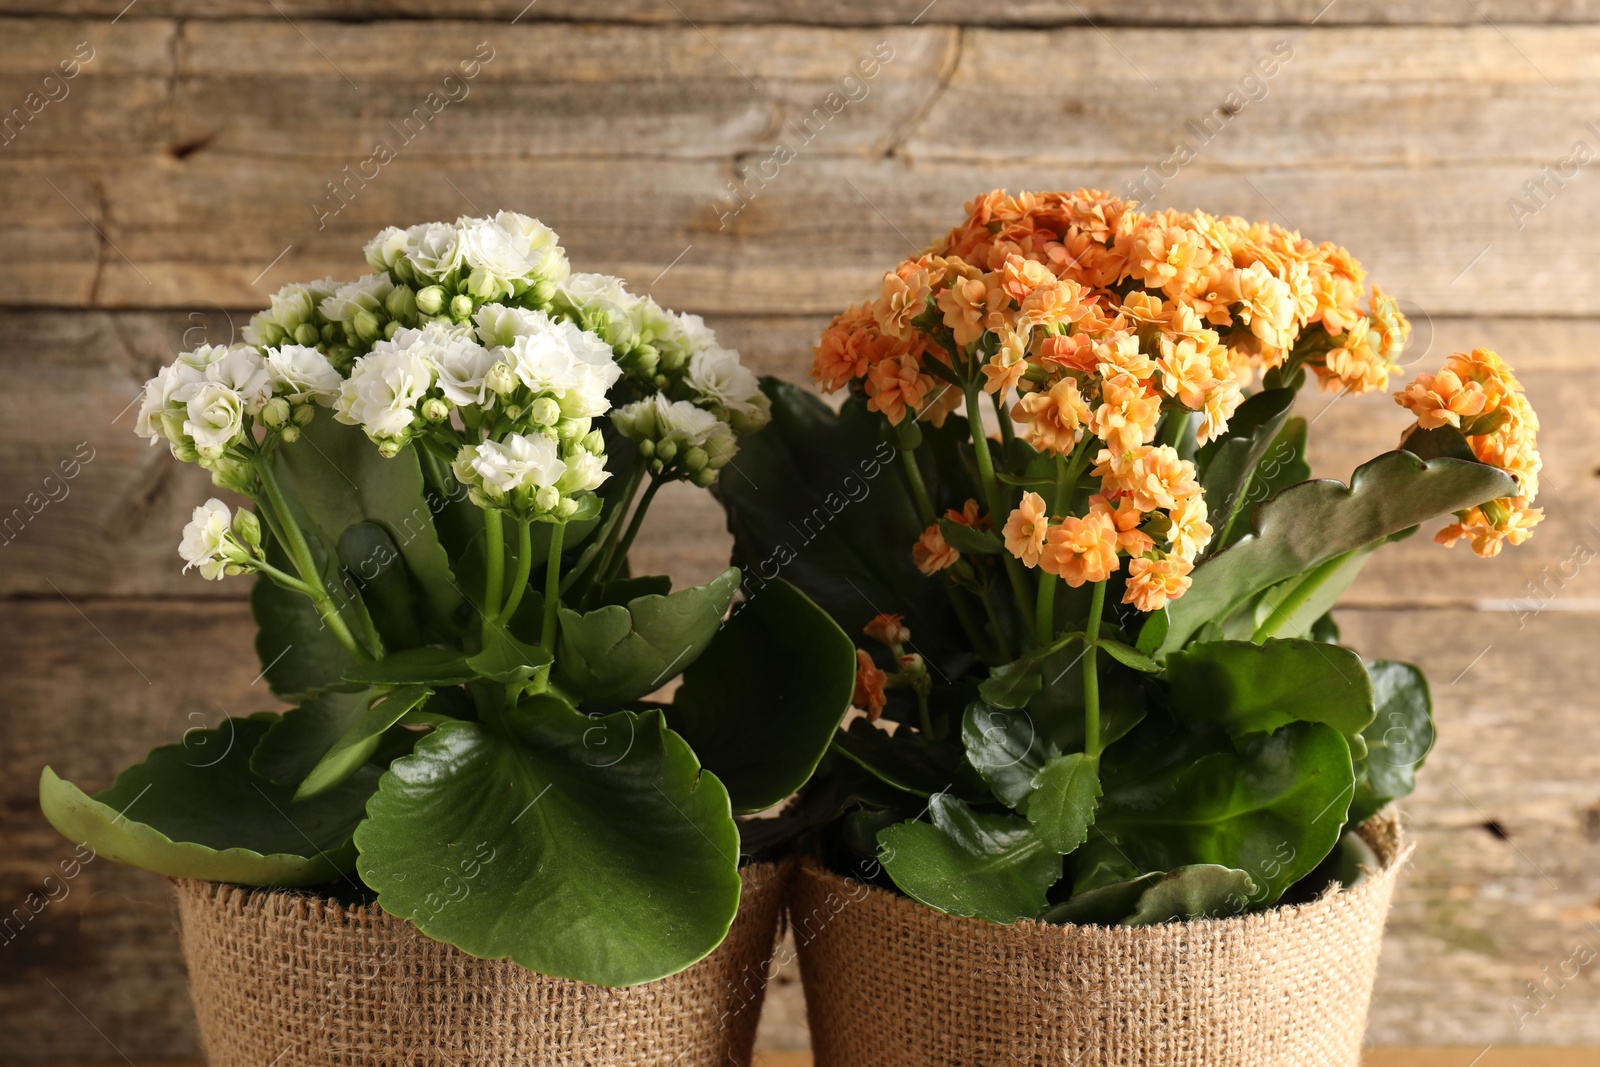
[{"x1": 2, "y1": 1, "x2": 1599, "y2": 1057}]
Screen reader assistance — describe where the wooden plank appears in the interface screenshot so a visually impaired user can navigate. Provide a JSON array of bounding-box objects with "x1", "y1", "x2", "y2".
[
  {"x1": 4, "y1": 153, "x2": 1594, "y2": 316},
  {"x1": 2, "y1": 309, "x2": 1592, "y2": 606},
  {"x1": 3, "y1": 1, "x2": 1600, "y2": 26},
  {"x1": 29, "y1": 1055, "x2": 1600, "y2": 1066},
  {"x1": 6, "y1": 21, "x2": 1594, "y2": 169},
  {"x1": 3, "y1": 597, "x2": 1599, "y2": 1055}
]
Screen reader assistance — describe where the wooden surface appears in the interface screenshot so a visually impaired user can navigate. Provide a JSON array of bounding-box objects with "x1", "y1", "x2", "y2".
[
  {"x1": 3, "y1": 0, "x2": 1600, "y2": 1061},
  {"x1": 39, "y1": 1052, "x2": 1600, "y2": 1066}
]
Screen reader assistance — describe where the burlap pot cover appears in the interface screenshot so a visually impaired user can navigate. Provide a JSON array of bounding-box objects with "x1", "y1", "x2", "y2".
[
  {"x1": 172, "y1": 862, "x2": 787, "y2": 1067},
  {"x1": 793, "y1": 814, "x2": 1410, "y2": 1067}
]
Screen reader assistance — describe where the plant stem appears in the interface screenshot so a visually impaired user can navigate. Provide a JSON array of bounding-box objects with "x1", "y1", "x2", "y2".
[
  {"x1": 915, "y1": 686, "x2": 934, "y2": 737},
  {"x1": 1034, "y1": 571, "x2": 1057, "y2": 646},
  {"x1": 977, "y1": 581, "x2": 1013, "y2": 662},
  {"x1": 254, "y1": 459, "x2": 369, "y2": 661},
  {"x1": 1250, "y1": 550, "x2": 1354, "y2": 643},
  {"x1": 1057, "y1": 439, "x2": 1093, "y2": 513},
  {"x1": 965, "y1": 381, "x2": 1036, "y2": 640},
  {"x1": 1083, "y1": 580, "x2": 1107, "y2": 759},
  {"x1": 1158, "y1": 410, "x2": 1191, "y2": 449},
  {"x1": 992, "y1": 390, "x2": 1016, "y2": 448},
  {"x1": 898, "y1": 447, "x2": 937, "y2": 526},
  {"x1": 496, "y1": 518, "x2": 535, "y2": 625},
  {"x1": 482, "y1": 509, "x2": 506, "y2": 629},
  {"x1": 540, "y1": 520, "x2": 566, "y2": 652},
  {"x1": 601, "y1": 476, "x2": 662, "y2": 585},
  {"x1": 562, "y1": 462, "x2": 644, "y2": 597}
]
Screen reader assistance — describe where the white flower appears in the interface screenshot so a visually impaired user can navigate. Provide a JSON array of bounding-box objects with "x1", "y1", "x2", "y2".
[
  {"x1": 183, "y1": 382, "x2": 247, "y2": 457},
  {"x1": 319, "y1": 274, "x2": 394, "y2": 323},
  {"x1": 500, "y1": 316, "x2": 622, "y2": 418},
  {"x1": 465, "y1": 433, "x2": 567, "y2": 495},
  {"x1": 556, "y1": 449, "x2": 610, "y2": 494},
  {"x1": 205, "y1": 346, "x2": 274, "y2": 415},
  {"x1": 402, "y1": 222, "x2": 464, "y2": 279},
  {"x1": 556, "y1": 320, "x2": 624, "y2": 417},
  {"x1": 612, "y1": 393, "x2": 717, "y2": 444},
  {"x1": 335, "y1": 342, "x2": 435, "y2": 442},
  {"x1": 365, "y1": 227, "x2": 411, "y2": 274},
  {"x1": 458, "y1": 212, "x2": 563, "y2": 281},
  {"x1": 264, "y1": 345, "x2": 343, "y2": 406},
  {"x1": 685, "y1": 343, "x2": 770, "y2": 433},
  {"x1": 430, "y1": 331, "x2": 500, "y2": 409},
  {"x1": 178, "y1": 499, "x2": 238, "y2": 580},
  {"x1": 556, "y1": 272, "x2": 648, "y2": 349},
  {"x1": 473, "y1": 303, "x2": 553, "y2": 349}
]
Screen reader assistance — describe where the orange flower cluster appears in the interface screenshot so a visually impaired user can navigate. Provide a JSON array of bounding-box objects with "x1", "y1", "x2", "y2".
[
  {"x1": 913, "y1": 499, "x2": 988, "y2": 576},
  {"x1": 812, "y1": 189, "x2": 1410, "y2": 442},
  {"x1": 1396, "y1": 348, "x2": 1543, "y2": 557}
]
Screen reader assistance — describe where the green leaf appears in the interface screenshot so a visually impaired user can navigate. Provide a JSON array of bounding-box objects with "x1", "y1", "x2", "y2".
[
  {"x1": 1196, "y1": 388, "x2": 1296, "y2": 555},
  {"x1": 666, "y1": 579, "x2": 855, "y2": 813},
  {"x1": 715, "y1": 380, "x2": 970, "y2": 679},
  {"x1": 961, "y1": 702, "x2": 1055, "y2": 807},
  {"x1": 1400, "y1": 423, "x2": 1479, "y2": 463},
  {"x1": 1098, "y1": 721, "x2": 1354, "y2": 904},
  {"x1": 40, "y1": 717, "x2": 377, "y2": 886},
  {"x1": 467, "y1": 629, "x2": 554, "y2": 687},
  {"x1": 1246, "y1": 543, "x2": 1382, "y2": 641},
  {"x1": 831, "y1": 718, "x2": 976, "y2": 800},
  {"x1": 250, "y1": 689, "x2": 374, "y2": 788},
  {"x1": 296, "y1": 685, "x2": 434, "y2": 801},
  {"x1": 938, "y1": 517, "x2": 1003, "y2": 556},
  {"x1": 1126, "y1": 864, "x2": 1257, "y2": 925},
  {"x1": 1350, "y1": 660, "x2": 1434, "y2": 825},
  {"x1": 556, "y1": 567, "x2": 740, "y2": 704},
  {"x1": 877, "y1": 794, "x2": 1060, "y2": 923},
  {"x1": 337, "y1": 522, "x2": 422, "y2": 652},
  {"x1": 353, "y1": 698, "x2": 741, "y2": 986},
  {"x1": 1135, "y1": 608, "x2": 1169, "y2": 657},
  {"x1": 1251, "y1": 417, "x2": 1312, "y2": 510},
  {"x1": 274, "y1": 417, "x2": 464, "y2": 633},
  {"x1": 1159, "y1": 451, "x2": 1517, "y2": 654},
  {"x1": 1097, "y1": 638, "x2": 1160, "y2": 673},
  {"x1": 1040, "y1": 872, "x2": 1161, "y2": 925},
  {"x1": 1163, "y1": 639, "x2": 1376, "y2": 741},
  {"x1": 1028, "y1": 753, "x2": 1101, "y2": 854},
  {"x1": 344, "y1": 647, "x2": 476, "y2": 686},
  {"x1": 251, "y1": 536, "x2": 355, "y2": 701},
  {"x1": 978, "y1": 653, "x2": 1047, "y2": 710}
]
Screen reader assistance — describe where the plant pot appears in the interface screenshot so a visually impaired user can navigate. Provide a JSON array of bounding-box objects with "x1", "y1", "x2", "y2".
[
  {"x1": 792, "y1": 815, "x2": 1409, "y2": 1067},
  {"x1": 172, "y1": 861, "x2": 787, "y2": 1067}
]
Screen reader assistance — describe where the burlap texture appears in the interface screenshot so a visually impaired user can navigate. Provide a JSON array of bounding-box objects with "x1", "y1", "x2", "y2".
[
  {"x1": 792, "y1": 814, "x2": 1410, "y2": 1067},
  {"x1": 173, "y1": 862, "x2": 787, "y2": 1067}
]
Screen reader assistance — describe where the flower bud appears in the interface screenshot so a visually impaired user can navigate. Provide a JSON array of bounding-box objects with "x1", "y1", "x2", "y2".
[
  {"x1": 256, "y1": 322, "x2": 288, "y2": 348},
  {"x1": 279, "y1": 424, "x2": 301, "y2": 444},
  {"x1": 486, "y1": 363, "x2": 518, "y2": 397},
  {"x1": 416, "y1": 285, "x2": 447, "y2": 316},
  {"x1": 321, "y1": 323, "x2": 340, "y2": 346},
  {"x1": 421, "y1": 397, "x2": 451, "y2": 422},
  {"x1": 897, "y1": 652, "x2": 926, "y2": 677},
  {"x1": 207, "y1": 454, "x2": 253, "y2": 492},
  {"x1": 449, "y1": 294, "x2": 474, "y2": 322},
  {"x1": 864, "y1": 613, "x2": 911, "y2": 648},
  {"x1": 352, "y1": 308, "x2": 382, "y2": 344},
  {"x1": 681, "y1": 446, "x2": 708, "y2": 473},
  {"x1": 528, "y1": 397, "x2": 561, "y2": 426},
  {"x1": 383, "y1": 320, "x2": 401, "y2": 341},
  {"x1": 637, "y1": 438, "x2": 655, "y2": 459},
  {"x1": 503, "y1": 404, "x2": 523, "y2": 421},
  {"x1": 707, "y1": 447, "x2": 733, "y2": 470},
  {"x1": 292, "y1": 322, "x2": 320, "y2": 347},
  {"x1": 377, "y1": 439, "x2": 403, "y2": 459},
  {"x1": 658, "y1": 345, "x2": 688, "y2": 372},
  {"x1": 231, "y1": 507, "x2": 263, "y2": 551},
  {"x1": 655, "y1": 440, "x2": 678, "y2": 464},
  {"x1": 530, "y1": 279, "x2": 558, "y2": 307},
  {"x1": 292, "y1": 403, "x2": 316, "y2": 426},
  {"x1": 557, "y1": 417, "x2": 590, "y2": 443},
  {"x1": 385, "y1": 285, "x2": 418, "y2": 323},
  {"x1": 535, "y1": 485, "x2": 559, "y2": 513},
  {"x1": 581, "y1": 429, "x2": 605, "y2": 454},
  {"x1": 557, "y1": 496, "x2": 579, "y2": 518},
  {"x1": 468, "y1": 486, "x2": 492, "y2": 510},
  {"x1": 261, "y1": 396, "x2": 292, "y2": 428},
  {"x1": 690, "y1": 466, "x2": 717, "y2": 488}
]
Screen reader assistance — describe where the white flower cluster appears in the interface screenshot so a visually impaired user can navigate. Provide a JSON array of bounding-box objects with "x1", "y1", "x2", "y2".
[
  {"x1": 177, "y1": 498, "x2": 263, "y2": 580},
  {"x1": 134, "y1": 342, "x2": 342, "y2": 487},
  {"x1": 365, "y1": 211, "x2": 570, "y2": 309}
]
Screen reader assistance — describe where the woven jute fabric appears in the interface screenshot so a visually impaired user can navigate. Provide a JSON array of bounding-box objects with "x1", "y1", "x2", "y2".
[
  {"x1": 173, "y1": 862, "x2": 787, "y2": 1067},
  {"x1": 792, "y1": 815, "x2": 1410, "y2": 1067}
]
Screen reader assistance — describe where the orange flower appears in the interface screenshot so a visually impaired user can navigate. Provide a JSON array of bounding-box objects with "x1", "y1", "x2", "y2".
[
  {"x1": 865, "y1": 353, "x2": 935, "y2": 425},
  {"x1": 1318, "y1": 318, "x2": 1397, "y2": 394},
  {"x1": 912, "y1": 522, "x2": 959, "y2": 575},
  {"x1": 1233, "y1": 261, "x2": 1296, "y2": 354},
  {"x1": 936, "y1": 276, "x2": 989, "y2": 347},
  {"x1": 1003, "y1": 491, "x2": 1050, "y2": 568},
  {"x1": 1089, "y1": 493, "x2": 1153, "y2": 556},
  {"x1": 874, "y1": 268, "x2": 933, "y2": 339},
  {"x1": 853, "y1": 649, "x2": 888, "y2": 721},
  {"x1": 863, "y1": 613, "x2": 911, "y2": 647},
  {"x1": 1094, "y1": 445, "x2": 1199, "y2": 514},
  {"x1": 944, "y1": 498, "x2": 989, "y2": 530},
  {"x1": 812, "y1": 304, "x2": 882, "y2": 391},
  {"x1": 1166, "y1": 493, "x2": 1214, "y2": 562},
  {"x1": 1395, "y1": 366, "x2": 1488, "y2": 430},
  {"x1": 997, "y1": 253, "x2": 1058, "y2": 304},
  {"x1": 1087, "y1": 372, "x2": 1163, "y2": 455},
  {"x1": 1436, "y1": 498, "x2": 1544, "y2": 558},
  {"x1": 1124, "y1": 554, "x2": 1194, "y2": 612},
  {"x1": 1012, "y1": 377, "x2": 1089, "y2": 454},
  {"x1": 980, "y1": 325, "x2": 1029, "y2": 396},
  {"x1": 1020, "y1": 278, "x2": 1090, "y2": 329},
  {"x1": 1040, "y1": 510, "x2": 1120, "y2": 587}
]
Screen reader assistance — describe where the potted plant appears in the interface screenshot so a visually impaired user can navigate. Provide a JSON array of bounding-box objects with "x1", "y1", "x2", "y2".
[
  {"x1": 717, "y1": 189, "x2": 1543, "y2": 1065},
  {"x1": 38, "y1": 213, "x2": 856, "y2": 1067}
]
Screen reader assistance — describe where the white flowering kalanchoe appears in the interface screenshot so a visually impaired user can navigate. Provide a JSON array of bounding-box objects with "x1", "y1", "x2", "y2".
[
  {"x1": 611, "y1": 393, "x2": 738, "y2": 488},
  {"x1": 178, "y1": 498, "x2": 262, "y2": 580},
  {"x1": 334, "y1": 330, "x2": 438, "y2": 456}
]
